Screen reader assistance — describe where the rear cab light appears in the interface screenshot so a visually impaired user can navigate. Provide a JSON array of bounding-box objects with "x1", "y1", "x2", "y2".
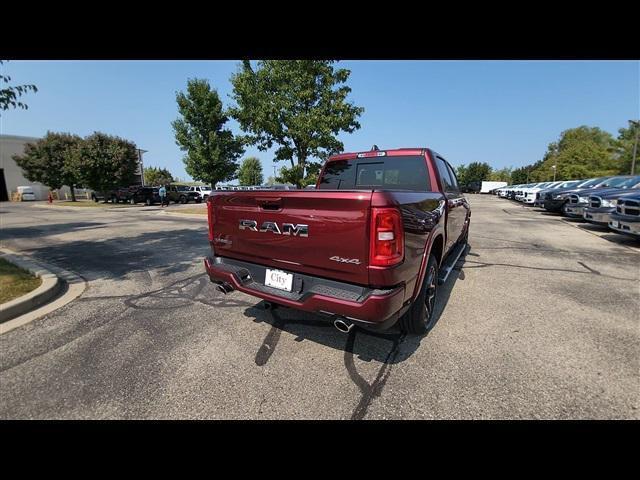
[{"x1": 369, "y1": 207, "x2": 404, "y2": 267}]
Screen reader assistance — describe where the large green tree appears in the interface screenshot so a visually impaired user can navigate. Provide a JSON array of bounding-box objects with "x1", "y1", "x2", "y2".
[
  {"x1": 614, "y1": 121, "x2": 639, "y2": 175},
  {"x1": 534, "y1": 126, "x2": 617, "y2": 180},
  {"x1": 144, "y1": 166, "x2": 174, "y2": 186},
  {"x1": 172, "y1": 78, "x2": 244, "y2": 187},
  {"x1": 69, "y1": 132, "x2": 139, "y2": 196},
  {"x1": 456, "y1": 162, "x2": 492, "y2": 185},
  {"x1": 229, "y1": 60, "x2": 364, "y2": 187},
  {"x1": 0, "y1": 60, "x2": 37, "y2": 114},
  {"x1": 237, "y1": 157, "x2": 264, "y2": 186},
  {"x1": 12, "y1": 132, "x2": 82, "y2": 201},
  {"x1": 488, "y1": 166, "x2": 513, "y2": 183}
]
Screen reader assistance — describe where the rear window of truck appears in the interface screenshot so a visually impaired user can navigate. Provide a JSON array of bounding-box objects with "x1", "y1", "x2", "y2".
[{"x1": 318, "y1": 155, "x2": 430, "y2": 191}]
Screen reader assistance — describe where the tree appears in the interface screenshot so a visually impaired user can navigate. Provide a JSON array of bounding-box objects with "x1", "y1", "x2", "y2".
[
  {"x1": 456, "y1": 164, "x2": 469, "y2": 186},
  {"x1": 229, "y1": 60, "x2": 364, "y2": 187},
  {"x1": 172, "y1": 78, "x2": 244, "y2": 187},
  {"x1": 488, "y1": 167, "x2": 512, "y2": 183},
  {"x1": 530, "y1": 126, "x2": 617, "y2": 181},
  {"x1": 265, "y1": 176, "x2": 277, "y2": 186},
  {"x1": 144, "y1": 166, "x2": 174, "y2": 186},
  {"x1": 12, "y1": 132, "x2": 83, "y2": 201},
  {"x1": 457, "y1": 162, "x2": 492, "y2": 185},
  {"x1": 237, "y1": 157, "x2": 264, "y2": 186},
  {"x1": 511, "y1": 126, "x2": 620, "y2": 184},
  {"x1": 0, "y1": 60, "x2": 38, "y2": 114},
  {"x1": 614, "y1": 121, "x2": 639, "y2": 175},
  {"x1": 69, "y1": 132, "x2": 139, "y2": 196}
]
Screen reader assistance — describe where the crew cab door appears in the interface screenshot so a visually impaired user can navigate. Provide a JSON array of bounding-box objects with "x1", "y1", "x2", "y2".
[{"x1": 434, "y1": 155, "x2": 466, "y2": 255}]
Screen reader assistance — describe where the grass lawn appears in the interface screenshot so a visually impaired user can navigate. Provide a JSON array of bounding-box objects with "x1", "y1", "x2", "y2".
[
  {"x1": 167, "y1": 207, "x2": 207, "y2": 215},
  {"x1": 0, "y1": 258, "x2": 42, "y2": 304},
  {"x1": 52, "y1": 200, "x2": 134, "y2": 208}
]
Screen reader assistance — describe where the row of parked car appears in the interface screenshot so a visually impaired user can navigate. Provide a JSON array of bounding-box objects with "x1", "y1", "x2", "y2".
[
  {"x1": 494, "y1": 175, "x2": 640, "y2": 239},
  {"x1": 90, "y1": 183, "x2": 315, "y2": 206},
  {"x1": 91, "y1": 184, "x2": 206, "y2": 205}
]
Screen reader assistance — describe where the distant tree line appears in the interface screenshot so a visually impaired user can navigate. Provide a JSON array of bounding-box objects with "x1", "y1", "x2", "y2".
[{"x1": 457, "y1": 123, "x2": 638, "y2": 186}]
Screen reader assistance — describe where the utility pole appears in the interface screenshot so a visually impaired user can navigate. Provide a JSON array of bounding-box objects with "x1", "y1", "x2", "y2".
[{"x1": 630, "y1": 120, "x2": 639, "y2": 175}]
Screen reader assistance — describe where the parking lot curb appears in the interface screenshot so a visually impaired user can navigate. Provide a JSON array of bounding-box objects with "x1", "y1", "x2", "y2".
[{"x1": 0, "y1": 248, "x2": 87, "y2": 335}]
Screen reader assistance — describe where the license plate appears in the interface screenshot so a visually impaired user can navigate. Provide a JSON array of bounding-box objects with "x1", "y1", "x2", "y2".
[{"x1": 265, "y1": 269, "x2": 293, "y2": 292}]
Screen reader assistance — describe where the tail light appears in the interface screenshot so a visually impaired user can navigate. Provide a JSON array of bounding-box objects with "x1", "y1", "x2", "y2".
[
  {"x1": 369, "y1": 207, "x2": 404, "y2": 267},
  {"x1": 207, "y1": 199, "x2": 214, "y2": 242}
]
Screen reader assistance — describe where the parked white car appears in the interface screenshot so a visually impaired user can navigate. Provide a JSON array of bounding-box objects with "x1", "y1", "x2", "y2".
[
  {"x1": 17, "y1": 186, "x2": 36, "y2": 201},
  {"x1": 188, "y1": 185, "x2": 212, "y2": 199},
  {"x1": 520, "y1": 181, "x2": 563, "y2": 205}
]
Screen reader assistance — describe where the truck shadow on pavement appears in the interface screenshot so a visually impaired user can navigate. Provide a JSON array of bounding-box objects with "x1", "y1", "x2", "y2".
[{"x1": 242, "y1": 246, "x2": 468, "y2": 420}]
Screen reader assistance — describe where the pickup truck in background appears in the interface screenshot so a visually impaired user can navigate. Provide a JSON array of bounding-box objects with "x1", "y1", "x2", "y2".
[
  {"x1": 609, "y1": 194, "x2": 640, "y2": 237},
  {"x1": 204, "y1": 147, "x2": 471, "y2": 334}
]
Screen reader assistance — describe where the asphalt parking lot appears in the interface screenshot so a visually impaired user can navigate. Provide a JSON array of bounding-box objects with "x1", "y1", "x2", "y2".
[{"x1": 0, "y1": 196, "x2": 638, "y2": 419}]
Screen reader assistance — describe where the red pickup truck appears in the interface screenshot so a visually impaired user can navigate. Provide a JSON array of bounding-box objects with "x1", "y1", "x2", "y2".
[{"x1": 204, "y1": 147, "x2": 470, "y2": 334}]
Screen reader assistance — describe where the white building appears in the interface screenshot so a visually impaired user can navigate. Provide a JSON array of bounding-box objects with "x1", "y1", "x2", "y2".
[{"x1": 0, "y1": 134, "x2": 145, "y2": 201}]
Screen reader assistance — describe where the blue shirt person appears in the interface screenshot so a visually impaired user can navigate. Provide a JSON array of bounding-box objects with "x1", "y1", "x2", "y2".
[{"x1": 158, "y1": 186, "x2": 167, "y2": 206}]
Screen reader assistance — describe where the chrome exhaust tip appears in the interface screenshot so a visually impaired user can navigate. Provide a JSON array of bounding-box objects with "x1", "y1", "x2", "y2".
[
  {"x1": 263, "y1": 301, "x2": 279, "y2": 311},
  {"x1": 215, "y1": 282, "x2": 234, "y2": 294},
  {"x1": 334, "y1": 318, "x2": 354, "y2": 333}
]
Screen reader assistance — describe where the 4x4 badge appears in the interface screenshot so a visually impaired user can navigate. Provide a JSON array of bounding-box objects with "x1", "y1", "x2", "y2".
[{"x1": 329, "y1": 256, "x2": 361, "y2": 265}]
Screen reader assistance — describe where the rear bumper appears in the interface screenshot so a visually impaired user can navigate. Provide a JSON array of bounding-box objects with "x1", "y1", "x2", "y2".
[{"x1": 204, "y1": 256, "x2": 406, "y2": 331}]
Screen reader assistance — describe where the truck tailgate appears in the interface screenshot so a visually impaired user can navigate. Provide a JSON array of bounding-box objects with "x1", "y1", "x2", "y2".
[{"x1": 210, "y1": 190, "x2": 373, "y2": 285}]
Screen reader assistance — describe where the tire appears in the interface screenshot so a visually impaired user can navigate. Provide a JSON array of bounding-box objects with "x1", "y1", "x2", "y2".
[
  {"x1": 111, "y1": 195, "x2": 118, "y2": 203},
  {"x1": 180, "y1": 195, "x2": 187, "y2": 204},
  {"x1": 145, "y1": 198, "x2": 152, "y2": 206},
  {"x1": 130, "y1": 198, "x2": 136, "y2": 205},
  {"x1": 398, "y1": 254, "x2": 439, "y2": 335},
  {"x1": 195, "y1": 198, "x2": 202, "y2": 204}
]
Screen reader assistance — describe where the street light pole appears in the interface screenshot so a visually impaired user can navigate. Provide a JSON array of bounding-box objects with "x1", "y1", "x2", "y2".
[
  {"x1": 552, "y1": 165, "x2": 557, "y2": 182},
  {"x1": 630, "y1": 120, "x2": 639, "y2": 175}
]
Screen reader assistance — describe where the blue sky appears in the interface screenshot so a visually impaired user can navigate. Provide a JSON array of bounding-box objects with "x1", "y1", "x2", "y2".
[{"x1": 2, "y1": 60, "x2": 638, "y2": 183}]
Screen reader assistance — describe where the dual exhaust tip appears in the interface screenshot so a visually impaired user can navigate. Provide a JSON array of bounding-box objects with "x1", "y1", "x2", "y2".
[{"x1": 215, "y1": 282, "x2": 234, "y2": 295}]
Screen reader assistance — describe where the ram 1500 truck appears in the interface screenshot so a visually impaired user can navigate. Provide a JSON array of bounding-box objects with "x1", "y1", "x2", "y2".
[{"x1": 204, "y1": 147, "x2": 471, "y2": 334}]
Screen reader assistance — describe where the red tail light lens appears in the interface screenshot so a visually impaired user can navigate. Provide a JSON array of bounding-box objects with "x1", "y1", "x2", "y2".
[
  {"x1": 207, "y1": 199, "x2": 214, "y2": 242},
  {"x1": 369, "y1": 207, "x2": 404, "y2": 267}
]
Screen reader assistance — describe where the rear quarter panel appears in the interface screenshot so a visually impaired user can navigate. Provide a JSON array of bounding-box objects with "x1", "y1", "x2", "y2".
[{"x1": 370, "y1": 191, "x2": 446, "y2": 301}]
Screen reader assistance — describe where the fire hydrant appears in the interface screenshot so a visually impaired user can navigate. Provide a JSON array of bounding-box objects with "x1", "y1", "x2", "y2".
[{"x1": 48, "y1": 191, "x2": 53, "y2": 204}]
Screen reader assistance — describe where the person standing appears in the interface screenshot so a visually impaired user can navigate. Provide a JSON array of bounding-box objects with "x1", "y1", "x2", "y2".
[{"x1": 159, "y1": 185, "x2": 167, "y2": 207}]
